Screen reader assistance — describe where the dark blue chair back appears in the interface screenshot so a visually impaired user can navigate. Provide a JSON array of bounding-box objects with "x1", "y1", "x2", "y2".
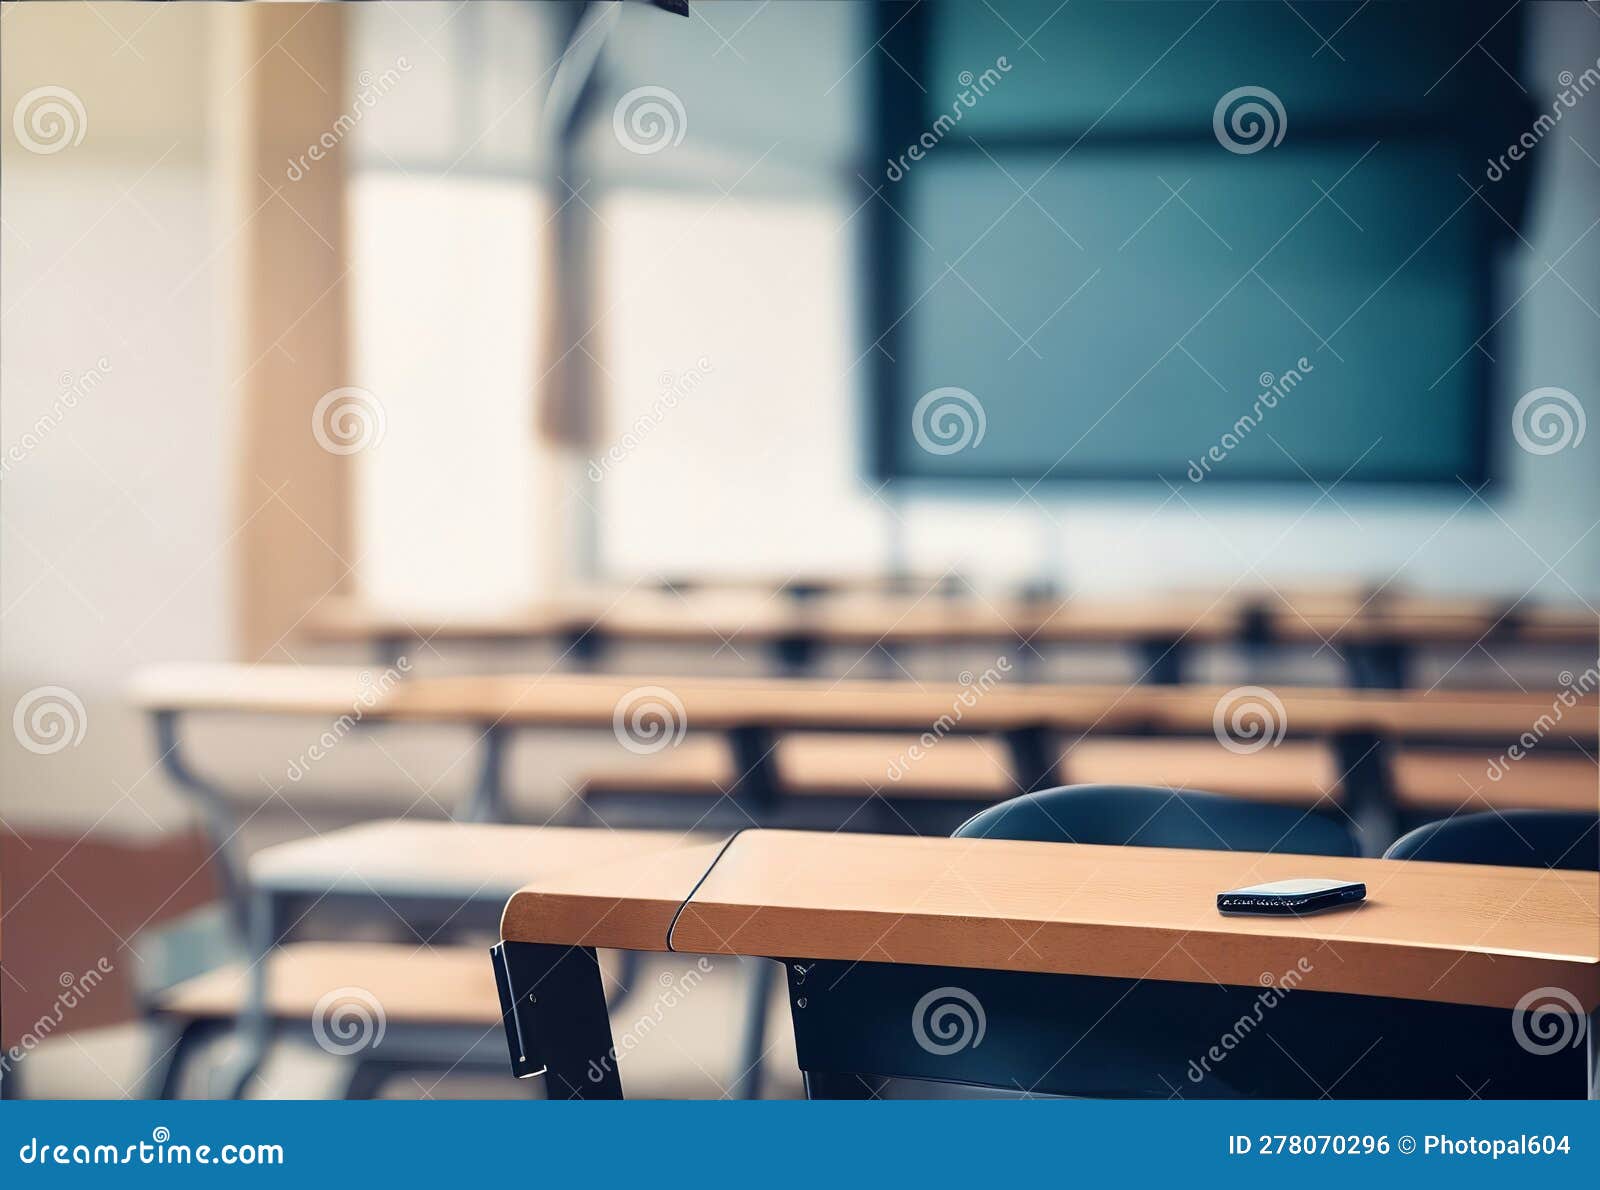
[
  {"x1": 1384, "y1": 810, "x2": 1599, "y2": 871},
  {"x1": 954, "y1": 784, "x2": 1359, "y2": 856}
]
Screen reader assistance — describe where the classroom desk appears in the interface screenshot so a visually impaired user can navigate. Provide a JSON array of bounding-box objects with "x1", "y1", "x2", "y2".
[
  {"x1": 304, "y1": 589, "x2": 1596, "y2": 686},
  {"x1": 192, "y1": 822, "x2": 711, "y2": 1099},
  {"x1": 133, "y1": 665, "x2": 1598, "y2": 844},
  {"x1": 493, "y1": 829, "x2": 1600, "y2": 1099}
]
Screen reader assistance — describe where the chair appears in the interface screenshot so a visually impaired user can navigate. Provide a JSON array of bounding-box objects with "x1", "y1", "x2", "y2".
[
  {"x1": 954, "y1": 783, "x2": 1359, "y2": 855},
  {"x1": 1384, "y1": 810, "x2": 1599, "y2": 871}
]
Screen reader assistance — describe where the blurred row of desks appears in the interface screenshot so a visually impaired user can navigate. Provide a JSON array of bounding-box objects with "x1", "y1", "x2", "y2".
[
  {"x1": 134, "y1": 665, "x2": 1597, "y2": 843},
  {"x1": 304, "y1": 587, "x2": 1597, "y2": 686},
  {"x1": 134, "y1": 665, "x2": 1598, "y2": 741}
]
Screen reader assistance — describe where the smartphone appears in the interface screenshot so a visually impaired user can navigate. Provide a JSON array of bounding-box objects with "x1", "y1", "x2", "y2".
[{"x1": 1216, "y1": 878, "x2": 1366, "y2": 915}]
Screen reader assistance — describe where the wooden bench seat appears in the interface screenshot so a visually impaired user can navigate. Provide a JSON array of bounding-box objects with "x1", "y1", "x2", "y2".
[
  {"x1": 581, "y1": 734, "x2": 1013, "y2": 800},
  {"x1": 1061, "y1": 738, "x2": 1338, "y2": 802},
  {"x1": 581, "y1": 735, "x2": 1595, "y2": 814},
  {"x1": 157, "y1": 942, "x2": 501, "y2": 1026},
  {"x1": 582, "y1": 735, "x2": 1340, "y2": 805},
  {"x1": 1393, "y1": 751, "x2": 1598, "y2": 814}
]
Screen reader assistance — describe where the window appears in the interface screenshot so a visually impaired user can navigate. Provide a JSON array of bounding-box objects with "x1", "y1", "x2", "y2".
[{"x1": 345, "y1": 2, "x2": 556, "y2": 609}]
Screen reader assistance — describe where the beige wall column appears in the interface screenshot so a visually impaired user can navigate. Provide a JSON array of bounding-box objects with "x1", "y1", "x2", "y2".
[{"x1": 218, "y1": 3, "x2": 353, "y2": 660}]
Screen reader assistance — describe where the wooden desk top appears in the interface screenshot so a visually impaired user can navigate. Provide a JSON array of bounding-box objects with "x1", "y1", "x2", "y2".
[
  {"x1": 498, "y1": 837, "x2": 732, "y2": 954},
  {"x1": 302, "y1": 589, "x2": 1596, "y2": 648},
  {"x1": 131, "y1": 665, "x2": 1598, "y2": 744},
  {"x1": 250, "y1": 821, "x2": 709, "y2": 901},
  {"x1": 131, "y1": 664, "x2": 381, "y2": 717},
  {"x1": 499, "y1": 829, "x2": 1600, "y2": 1011}
]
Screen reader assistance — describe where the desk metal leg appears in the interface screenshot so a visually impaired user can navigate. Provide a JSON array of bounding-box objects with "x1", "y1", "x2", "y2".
[
  {"x1": 1002, "y1": 725, "x2": 1058, "y2": 793},
  {"x1": 772, "y1": 634, "x2": 818, "y2": 676},
  {"x1": 462, "y1": 723, "x2": 508, "y2": 823},
  {"x1": 153, "y1": 711, "x2": 250, "y2": 933},
  {"x1": 1332, "y1": 730, "x2": 1397, "y2": 854},
  {"x1": 373, "y1": 634, "x2": 409, "y2": 670},
  {"x1": 727, "y1": 724, "x2": 781, "y2": 818},
  {"x1": 215, "y1": 889, "x2": 284, "y2": 1099},
  {"x1": 142, "y1": 1018, "x2": 229, "y2": 1100},
  {"x1": 1134, "y1": 637, "x2": 1185, "y2": 685},
  {"x1": 491, "y1": 941, "x2": 620, "y2": 1099},
  {"x1": 1347, "y1": 641, "x2": 1409, "y2": 689}
]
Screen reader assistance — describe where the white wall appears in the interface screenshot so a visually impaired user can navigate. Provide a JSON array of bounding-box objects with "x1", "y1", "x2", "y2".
[{"x1": 2, "y1": 4, "x2": 236, "y2": 834}]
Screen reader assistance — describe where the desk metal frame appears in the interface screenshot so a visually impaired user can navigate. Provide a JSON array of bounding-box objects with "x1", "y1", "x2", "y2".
[{"x1": 490, "y1": 940, "x2": 1598, "y2": 1101}]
